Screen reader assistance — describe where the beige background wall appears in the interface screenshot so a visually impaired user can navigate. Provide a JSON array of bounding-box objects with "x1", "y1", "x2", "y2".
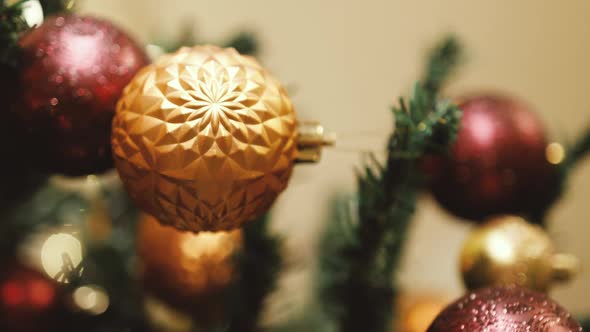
[{"x1": 80, "y1": 0, "x2": 590, "y2": 315}]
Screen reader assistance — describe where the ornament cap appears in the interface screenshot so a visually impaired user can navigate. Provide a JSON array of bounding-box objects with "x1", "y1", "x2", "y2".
[
  {"x1": 296, "y1": 121, "x2": 335, "y2": 163},
  {"x1": 551, "y1": 253, "x2": 579, "y2": 282}
]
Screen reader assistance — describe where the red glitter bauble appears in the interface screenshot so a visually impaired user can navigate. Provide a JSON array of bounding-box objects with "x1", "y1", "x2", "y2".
[
  {"x1": 427, "y1": 287, "x2": 581, "y2": 332},
  {"x1": 427, "y1": 94, "x2": 558, "y2": 222},
  {"x1": 0, "y1": 262, "x2": 63, "y2": 332},
  {"x1": 16, "y1": 14, "x2": 149, "y2": 175}
]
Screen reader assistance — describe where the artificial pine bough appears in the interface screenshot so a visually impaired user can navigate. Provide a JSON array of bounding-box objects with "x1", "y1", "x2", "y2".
[{"x1": 319, "y1": 37, "x2": 462, "y2": 332}]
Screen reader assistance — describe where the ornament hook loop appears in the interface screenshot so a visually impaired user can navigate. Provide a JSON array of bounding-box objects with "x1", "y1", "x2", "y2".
[{"x1": 296, "y1": 121, "x2": 336, "y2": 163}]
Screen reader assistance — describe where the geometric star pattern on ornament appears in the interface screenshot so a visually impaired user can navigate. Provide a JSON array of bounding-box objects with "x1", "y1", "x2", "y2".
[{"x1": 112, "y1": 46, "x2": 297, "y2": 232}]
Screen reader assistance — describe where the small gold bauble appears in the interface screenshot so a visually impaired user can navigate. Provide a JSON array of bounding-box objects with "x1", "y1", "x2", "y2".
[
  {"x1": 460, "y1": 215, "x2": 578, "y2": 292},
  {"x1": 137, "y1": 214, "x2": 241, "y2": 321},
  {"x1": 113, "y1": 45, "x2": 327, "y2": 232},
  {"x1": 396, "y1": 294, "x2": 449, "y2": 332}
]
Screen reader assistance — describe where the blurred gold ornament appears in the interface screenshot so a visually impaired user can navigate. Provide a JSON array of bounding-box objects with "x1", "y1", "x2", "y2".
[
  {"x1": 396, "y1": 294, "x2": 449, "y2": 332},
  {"x1": 137, "y1": 214, "x2": 241, "y2": 323},
  {"x1": 460, "y1": 215, "x2": 578, "y2": 291},
  {"x1": 113, "y1": 45, "x2": 332, "y2": 232}
]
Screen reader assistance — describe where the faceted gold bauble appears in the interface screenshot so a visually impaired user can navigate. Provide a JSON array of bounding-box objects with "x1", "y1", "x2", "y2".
[
  {"x1": 112, "y1": 45, "x2": 298, "y2": 232},
  {"x1": 137, "y1": 214, "x2": 241, "y2": 317},
  {"x1": 460, "y1": 215, "x2": 578, "y2": 292}
]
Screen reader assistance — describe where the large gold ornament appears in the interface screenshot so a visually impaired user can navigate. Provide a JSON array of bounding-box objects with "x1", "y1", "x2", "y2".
[
  {"x1": 460, "y1": 215, "x2": 578, "y2": 291},
  {"x1": 112, "y1": 45, "x2": 331, "y2": 232},
  {"x1": 137, "y1": 214, "x2": 241, "y2": 322}
]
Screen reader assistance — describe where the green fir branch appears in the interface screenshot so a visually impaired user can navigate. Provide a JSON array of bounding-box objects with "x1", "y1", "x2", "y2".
[
  {"x1": 155, "y1": 25, "x2": 258, "y2": 55},
  {"x1": 563, "y1": 125, "x2": 590, "y2": 172},
  {"x1": 579, "y1": 317, "x2": 590, "y2": 331},
  {"x1": 0, "y1": 0, "x2": 28, "y2": 68},
  {"x1": 318, "y1": 36, "x2": 462, "y2": 332},
  {"x1": 422, "y1": 36, "x2": 462, "y2": 102},
  {"x1": 224, "y1": 31, "x2": 259, "y2": 56},
  {"x1": 39, "y1": 0, "x2": 75, "y2": 16},
  {"x1": 228, "y1": 214, "x2": 283, "y2": 332},
  {"x1": 531, "y1": 125, "x2": 590, "y2": 224}
]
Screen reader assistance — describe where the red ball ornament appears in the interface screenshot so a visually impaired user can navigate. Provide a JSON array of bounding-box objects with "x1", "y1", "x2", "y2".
[
  {"x1": 16, "y1": 14, "x2": 149, "y2": 175},
  {"x1": 427, "y1": 287, "x2": 581, "y2": 332},
  {"x1": 0, "y1": 262, "x2": 63, "y2": 332},
  {"x1": 427, "y1": 94, "x2": 558, "y2": 221}
]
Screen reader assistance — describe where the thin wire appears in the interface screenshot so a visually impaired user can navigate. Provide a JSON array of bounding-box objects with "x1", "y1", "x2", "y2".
[{"x1": 329, "y1": 147, "x2": 387, "y2": 155}]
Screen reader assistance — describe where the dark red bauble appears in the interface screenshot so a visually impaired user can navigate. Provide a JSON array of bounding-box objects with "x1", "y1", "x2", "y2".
[
  {"x1": 427, "y1": 94, "x2": 558, "y2": 221},
  {"x1": 0, "y1": 262, "x2": 63, "y2": 332},
  {"x1": 427, "y1": 287, "x2": 581, "y2": 332},
  {"x1": 16, "y1": 14, "x2": 149, "y2": 175}
]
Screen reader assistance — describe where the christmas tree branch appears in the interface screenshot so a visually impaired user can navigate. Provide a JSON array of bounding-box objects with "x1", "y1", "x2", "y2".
[
  {"x1": 564, "y1": 125, "x2": 590, "y2": 171},
  {"x1": 223, "y1": 31, "x2": 259, "y2": 55},
  {"x1": 155, "y1": 22, "x2": 258, "y2": 55},
  {"x1": 39, "y1": 0, "x2": 75, "y2": 15},
  {"x1": 579, "y1": 317, "x2": 590, "y2": 331},
  {"x1": 0, "y1": 0, "x2": 28, "y2": 68},
  {"x1": 423, "y1": 36, "x2": 461, "y2": 102},
  {"x1": 318, "y1": 36, "x2": 462, "y2": 332},
  {"x1": 531, "y1": 125, "x2": 590, "y2": 225},
  {"x1": 228, "y1": 214, "x2": 283, "y2": 332}
]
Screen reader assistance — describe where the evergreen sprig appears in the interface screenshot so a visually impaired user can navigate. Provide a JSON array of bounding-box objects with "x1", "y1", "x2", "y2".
[
  {"x1": 0, "y1": 0, "x2": 28, "y2": 68},
  {"x1": 532, "y1": 123, "x2": 590, "y2": 224},
  {"x1": 579, "y1": 317, "x2": 590, "y2": 331},
  {"x1": 224, "y1": 31, "x2": 259, "y2": 56},
  {"x1": 228, "y1": 214, "x2": 283, "y2": 332},
  {"x1": 318, "y1": 36, "x2": 462, "y2": 332},
  {"x1": 39, "y1": 0, "x2": 75, "y2": 16}
]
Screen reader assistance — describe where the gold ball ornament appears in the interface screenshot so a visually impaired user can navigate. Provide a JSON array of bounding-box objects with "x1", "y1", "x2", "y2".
[
  {"x1": 112, "y1": 45, "x2": 332, "y2": 232},
  {"x1": 137, "y1": 214, "x2": 241, "y2": 321},
  {"x1": 396, "y1": 294, "x2": 449, "y2": 332},
  {"x1": 460, "y1": 215, "x2": 579, "y2": 292}
]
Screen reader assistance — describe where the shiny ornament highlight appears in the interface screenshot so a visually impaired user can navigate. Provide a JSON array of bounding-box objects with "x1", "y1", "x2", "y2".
[
  {"x1": 113, "y1": 45, "x2": 330, "y2": 232},
  {"x1": 460, "y1": 215, "x2": 578, "y2": 292},
  {"x1": 17, "y1": 14, "x2": 148, "y2": 175},
  {"x1": 427, "y1": 94, "x2": 558, "y2": 221},
  {"x1": 427, "y1": 287, "x2": 582, "y2": 332},
  {"x1": 137, "y1": 215, "x2": 241, "y2": 321}
]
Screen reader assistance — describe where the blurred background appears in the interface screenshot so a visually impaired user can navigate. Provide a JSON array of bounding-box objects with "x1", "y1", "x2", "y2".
[{"x1": 78, "y1": 0, "x2": 590, "y2": 315}]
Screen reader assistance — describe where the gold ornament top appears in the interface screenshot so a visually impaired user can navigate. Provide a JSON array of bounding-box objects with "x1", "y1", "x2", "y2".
[
  {"x1": 112, "y1": 45, "x2": 299, "y2": 232},
  {"x1": 460, "y1": 215, "x2": 578, "y2": 292}
]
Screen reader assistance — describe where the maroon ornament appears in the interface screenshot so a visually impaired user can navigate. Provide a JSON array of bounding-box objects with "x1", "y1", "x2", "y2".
[
  {"x1": 427, "y1": 287, "x2": 581, "y2": 332},
  {"x1": 427, "y1": 94, "x2": 558, "y2": 222},
  {"x1": 16, "y1": 14, "x2": 149, "y2": 175},
  {"x1": 0, "y1": 262, "x2": 63, "y2": 332}
]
